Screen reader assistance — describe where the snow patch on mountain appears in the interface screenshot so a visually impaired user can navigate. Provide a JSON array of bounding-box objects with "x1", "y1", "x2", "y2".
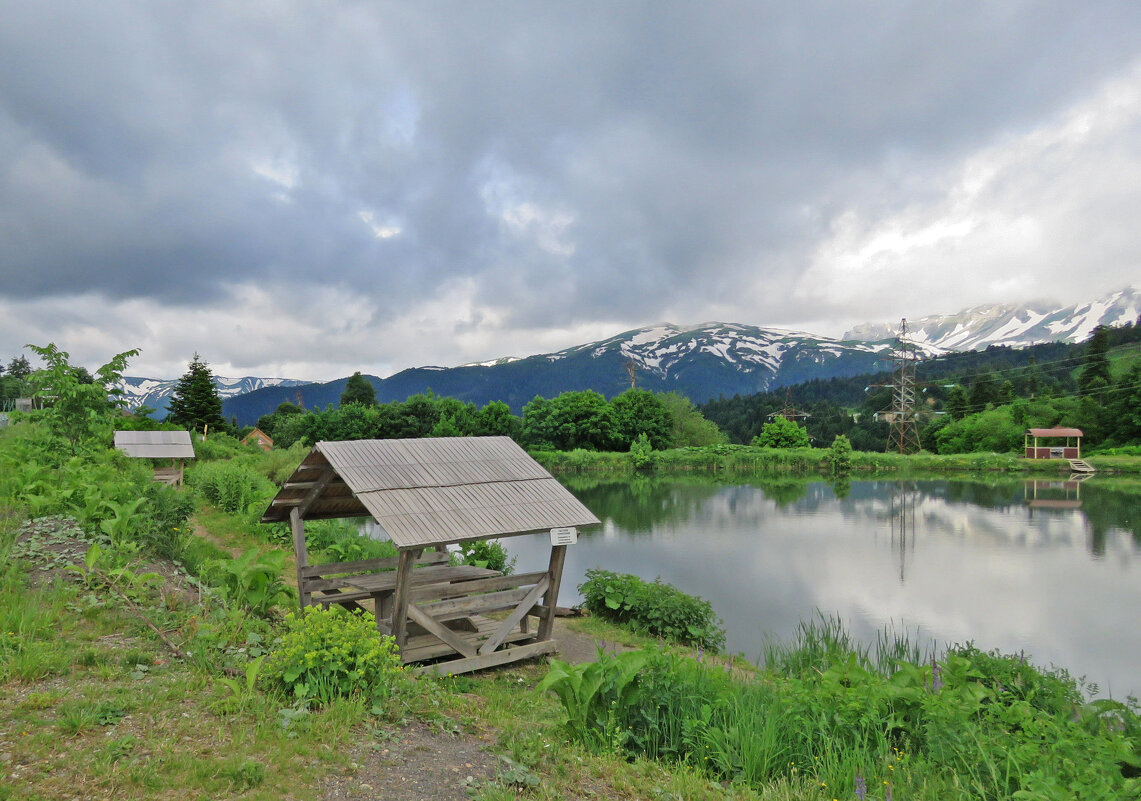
[
  {"x1": 844, "y1": 286, "x2": 1139, "y2": 351},
  {"x1": 114, "y1": 375, "x2": 309, "y2": 416}
]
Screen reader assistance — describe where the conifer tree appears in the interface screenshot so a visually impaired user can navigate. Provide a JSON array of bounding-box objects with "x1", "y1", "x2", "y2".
[
  {"x1": 339, "y1": 371, "x2": 377, "y2": 406},
  {"x1": 167, "y1": 353, "x2": 225, "y2": 433},
  {"x1": 1078, "y1": 325, "x2": 1111, "y2": 395}
]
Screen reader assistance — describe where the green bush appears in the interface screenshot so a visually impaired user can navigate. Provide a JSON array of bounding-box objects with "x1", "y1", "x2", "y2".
[
  {"x1": 579, "y1": 569, "x2": 725, "y2": 651},
  {"x1": 262, "y1": 606, "x2": 404, "y2": 706},
  {"x1": 136, "y1": 482, "x2": 197, "y2": 561},
  {"x1": 209, "y1": 548, "x2": 294, "y2": 617},
  {"x1": 190, "y1": 460, "x2": 276, "y2": 516},
  {"x1": 751, "y1": 416, "x2": 811, "y2": 448},
  {"x1": 301, "y1": 519, "x2": 398, "y2": 564},
  {"x1": 191, "y1": 432, "x2": 248, "y2": 461},
  {"x1": 455, "y1": 539, "x2": 515, "y2": 575},
  {"x1": 825, "y1": 433, "x2": 852, "y2": 476},
  {"x1": 629, "y1": 432, "x2": 655, "y2": 469}
]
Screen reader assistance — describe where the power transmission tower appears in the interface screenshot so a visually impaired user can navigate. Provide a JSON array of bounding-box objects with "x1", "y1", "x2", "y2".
[
  {"x1": 886, "y1": 318, "x2": 923, "y2": 454},
  {"x1": 768, "y1": 387, "x2": 810, "y2": 422}
]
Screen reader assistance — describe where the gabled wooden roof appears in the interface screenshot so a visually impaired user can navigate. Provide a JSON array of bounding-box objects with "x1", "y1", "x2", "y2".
[
  {"x1": 1026, "y1": 427, "x2": 1083, "y2": 438},
  {"x1": 114, "y1": 430, "x2": 195, "y2": 459},
  {"x1": 261, "y1": 437, "x2": 600, "y2": 549}
]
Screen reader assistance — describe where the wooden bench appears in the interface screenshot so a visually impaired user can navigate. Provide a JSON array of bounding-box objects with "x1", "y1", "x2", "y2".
[
  {"x1": 153, "y1": 466, "x2": 184, "y2": 485},
  {"x1": 299, "y1": 549, "x2": 451, "y2": 610}
]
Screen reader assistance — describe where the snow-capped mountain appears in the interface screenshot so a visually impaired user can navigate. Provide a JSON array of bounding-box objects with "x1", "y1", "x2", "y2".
[
  {"x1": 223, "y1": 323, "x2": 897, "y2": 424},
  {"x1": 548, "y1": 322, "x2": 894, "y2": 383},
  {"x1": 115, "y1": 375, "x2": 310, "y2": 416},
  {"x1": 844, "y1": 286, "x2": 1139, "y2": 351}
]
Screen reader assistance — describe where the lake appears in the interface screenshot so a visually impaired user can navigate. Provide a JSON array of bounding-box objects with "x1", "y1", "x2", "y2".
[{"x1": 506, "y1": 475, "x2": 1141, "y2": 696}]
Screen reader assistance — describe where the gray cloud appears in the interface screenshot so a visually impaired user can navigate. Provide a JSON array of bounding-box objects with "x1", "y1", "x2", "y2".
[{"x1": 2, "y1": 1, "x2": 1141, "y2": 378}]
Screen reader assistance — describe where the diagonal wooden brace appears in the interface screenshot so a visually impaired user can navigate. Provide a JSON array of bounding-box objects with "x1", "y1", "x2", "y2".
[
  {"x1": 478, "y1": 576, "x2": 549, "y2": 656},
  {"x1": 406, "y1": 603, "x2": 478, "y2": 658}
]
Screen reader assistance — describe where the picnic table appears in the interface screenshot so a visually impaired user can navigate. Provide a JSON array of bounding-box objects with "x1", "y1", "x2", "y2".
[{"x1": 342, "y1": 563, "x2": 503, "y2": 633}]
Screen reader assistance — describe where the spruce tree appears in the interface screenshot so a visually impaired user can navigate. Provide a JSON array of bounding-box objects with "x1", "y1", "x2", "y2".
[
  {"x1": 167, "y1": 353, "x2": 225, "y2": 433},
  {"x1": 1078, "y1": 325, "x2": 1111, "y2": 395}
]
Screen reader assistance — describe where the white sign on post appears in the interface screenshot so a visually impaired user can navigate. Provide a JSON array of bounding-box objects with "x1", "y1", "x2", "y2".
[{"x1": 549, "y1": 526, "x2": 577, "y2": 546}]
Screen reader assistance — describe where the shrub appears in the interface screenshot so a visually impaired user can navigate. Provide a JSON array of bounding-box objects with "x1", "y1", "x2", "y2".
[
  {"x1": 262, "y1": 606, "x2": 404, "y2": 706},
  {"x1": 579, "y1": 569, "x2": 725, "y2": 651},
  {"x1": 190, "y1": 460, "x2": 276, "y2": 516},
  {"x1": 825, "y1": 434, "x2": 852, "y2": 476},
  {"x1": 629, "y1": 432, "x2": 655, "y2": 470},
  {"x1": 751, "y1": 416, "x2": 811, "y2": 448},
  {"x1": 303, "y1": 519, "x2": 398, "y2": 564},
  {"x1": 455, "y1": 539, "x2": 516, "y2": 575},
  {"x1": 210, "y1": 548, "x2": 294, "y2": 617},
  {"x1": 136, "y1": 482, "x2": 197, "y2": 561}
]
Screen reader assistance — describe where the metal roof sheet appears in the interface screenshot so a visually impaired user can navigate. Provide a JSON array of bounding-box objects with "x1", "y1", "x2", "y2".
[
  {"x1": 261, "y1": 436, "x2": 599, "y2": 548},
  {"x1": 1026, "y1": 427, "x2": 1083, "y2": 437},
  {"x1": 113, "y1": 430, "x2": 196, "y2": 459}
]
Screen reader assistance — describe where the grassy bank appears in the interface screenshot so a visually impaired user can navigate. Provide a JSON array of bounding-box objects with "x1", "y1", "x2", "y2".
[
  {"x1": 533, "y1": 443, "x2": 1141, "y2": 476},
  {"x1": 3, "y1": 417, "x2": 1139, "y2": 800}
]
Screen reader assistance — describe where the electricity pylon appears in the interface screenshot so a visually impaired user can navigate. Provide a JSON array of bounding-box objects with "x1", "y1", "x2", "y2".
[{"x1": 886, "y1": 318, "x2": 923, "y2": 454}]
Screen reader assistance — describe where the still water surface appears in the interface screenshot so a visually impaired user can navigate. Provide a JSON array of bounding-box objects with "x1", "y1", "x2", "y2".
[{"x1": 507, "y1": 477, "x2": 1140, "y2": 696}]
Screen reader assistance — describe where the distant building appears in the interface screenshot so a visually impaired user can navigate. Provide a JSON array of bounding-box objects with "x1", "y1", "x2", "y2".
[
  {"x1": 113, "y1": 430, "x2": 196, "y2": 485},
  {"x1": 1024, "y1": 427, "x2": 1083, "y2": 460},
  {"x1": 243, "y1": 427, "x2": 274, "y2": 451}
]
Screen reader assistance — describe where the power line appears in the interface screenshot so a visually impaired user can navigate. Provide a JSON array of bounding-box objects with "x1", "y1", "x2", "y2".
[{"x1": 941, "y1": 377, "x2": 1141, "y2": 418}]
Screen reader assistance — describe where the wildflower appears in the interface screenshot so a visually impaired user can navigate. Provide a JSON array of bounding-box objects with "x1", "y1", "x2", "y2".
[
  {"x1": 855, "y1": 775, "x2": 867, "y2": 800},
  {"x1": 931, "y1": 657, "x2": 943, "y2": 691}
]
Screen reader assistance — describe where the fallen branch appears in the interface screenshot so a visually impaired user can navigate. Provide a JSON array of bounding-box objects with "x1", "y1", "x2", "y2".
[{"x1": 93, "y1": 564, "x2": 242, "y2": 677}]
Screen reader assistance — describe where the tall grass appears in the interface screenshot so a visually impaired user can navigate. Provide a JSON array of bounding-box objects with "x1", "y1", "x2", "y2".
[
  {"x1": 542, "y1": 620, "x2": 1141, "y2": 800},
  {"x1": 762, "y1": 613, "x2": 937, "y2": 678}
]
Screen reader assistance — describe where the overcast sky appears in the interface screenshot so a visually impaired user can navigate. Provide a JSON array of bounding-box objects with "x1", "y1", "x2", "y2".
[{"x1": 2, "y1": 2, "x2": 1140, "y2": 380}]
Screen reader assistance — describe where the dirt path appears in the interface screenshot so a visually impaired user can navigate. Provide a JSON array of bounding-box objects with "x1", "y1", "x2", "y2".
[
  {"x1": 319, "y1": 620, "x2": 630, "y2": 801},
  {"x1": 190, "y1": 517, "x2": 245, "y2": 559}
]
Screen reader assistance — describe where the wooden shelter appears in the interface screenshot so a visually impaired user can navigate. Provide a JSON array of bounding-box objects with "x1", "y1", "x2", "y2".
[
  {"x1": 113, "y1": 430, "x2": 195, "y2": 485},
  {"x1": 242, "y1": 427, "x2": 274, "y2": 451},
  {"x1": 261, "y1": 437, "x2": 600, "y2": 675},
  {"x1": 1024, "y1": 427, "x2": 1083, "y2": 459}
]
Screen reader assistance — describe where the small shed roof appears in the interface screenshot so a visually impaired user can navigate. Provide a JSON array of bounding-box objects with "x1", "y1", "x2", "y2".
[
  {"x1": 1026, "y1": 427, "x2": 1083, "y2": 438},
  {"x1": 114, "y1": 430, "x2": 196, "y2": 459},
  {"x1": 261, "y1": 436, "x2": 600, "y2": 549}
]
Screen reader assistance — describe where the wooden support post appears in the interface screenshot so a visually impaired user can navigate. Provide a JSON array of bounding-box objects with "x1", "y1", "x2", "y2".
[
  {"x1": 290, "y1": 508, "x2": 310, "y2": 608},
  {"x1": 537, "y1": 545, "x2": 567, "y2": 642},
  {"x1": 390, "y1": 549, "x2": 419, "y2": 653}
]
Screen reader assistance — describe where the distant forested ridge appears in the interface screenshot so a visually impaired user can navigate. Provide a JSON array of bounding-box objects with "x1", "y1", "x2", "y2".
[{"x1": 701, "y1": 321, "x2": 1141, "y2": 452}]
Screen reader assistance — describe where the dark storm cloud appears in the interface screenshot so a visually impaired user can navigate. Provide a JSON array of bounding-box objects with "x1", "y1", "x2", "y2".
[{"x1": 1, "y1": 1, "x2": 1140, "y2": 341}]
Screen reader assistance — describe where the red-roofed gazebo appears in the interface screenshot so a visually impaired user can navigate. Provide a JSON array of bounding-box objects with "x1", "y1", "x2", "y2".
[{"x1": 1024, "y1": 427, "x2": 1083, "y2": 459}]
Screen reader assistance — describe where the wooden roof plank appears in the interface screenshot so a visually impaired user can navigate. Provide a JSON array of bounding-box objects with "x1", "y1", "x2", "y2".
[{"x1": 262, "y1": 436, "x2": 599, "y2": 547}]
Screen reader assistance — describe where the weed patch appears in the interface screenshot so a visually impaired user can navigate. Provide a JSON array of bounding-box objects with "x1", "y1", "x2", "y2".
[{"x1": 579, "y1": 569, "x2": 725, "y2": 650}]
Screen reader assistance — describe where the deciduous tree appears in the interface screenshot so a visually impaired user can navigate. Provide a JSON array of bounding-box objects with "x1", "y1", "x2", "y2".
[
  {"x1": 25, "y1": 343, "x2": 139, "y2": 453},
  {"x1": 751, "y1": 415, "x2": 811, "y2": 448}
]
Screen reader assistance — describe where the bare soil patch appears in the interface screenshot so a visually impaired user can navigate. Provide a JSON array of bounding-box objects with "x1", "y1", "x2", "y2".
[{"x1": 317, "y1": 620, "x2": 630, "y2": 800}]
